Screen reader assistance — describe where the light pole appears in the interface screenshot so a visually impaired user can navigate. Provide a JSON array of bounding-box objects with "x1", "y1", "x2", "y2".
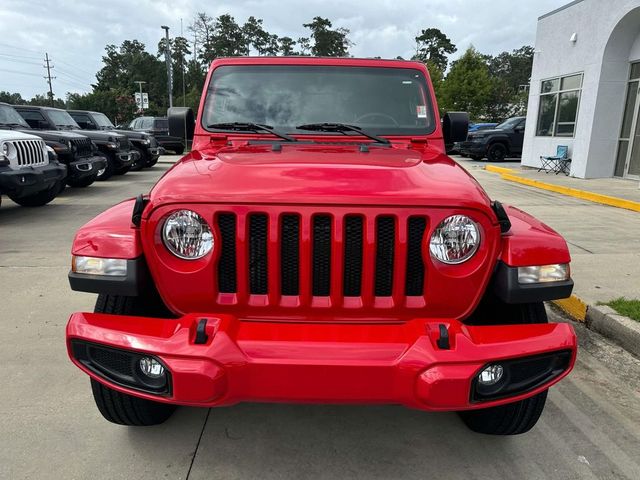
[
  {"x1": 134, "y1": 80, "x2": 146, "y2": 114},
  {"x1": 161, "y1": 25, "x2": 173, "y2": 109}
]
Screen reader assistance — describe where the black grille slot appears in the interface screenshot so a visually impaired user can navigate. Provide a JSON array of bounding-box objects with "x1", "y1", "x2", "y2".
[
  {"x1": 71, "y1": 138, "x2": 93, "y2": 157},
  {"x1": 343, "y1": 216, "x2": 363, "y2": 296},
  {"x1": 375, "y1": 216, "x2": 395, "y2": 296},
  {"x1": 89, "y1": 346, "x2": 133, "y2": 377},
  {"x1": 405, "y1": 217, "x2": 426, "y2": 295},
  {"x1": 217, "y1": 213, "x2": 237, "y2": 293},
  {"x1": 280, "y1": 215, "x2": 300, "y2": 295},
  {"x1": 249, "y1": 214, "x2": 268, "y2": 294},
  {"x1": 312, "y1": 215, "x2": 332, "y2": 296}
]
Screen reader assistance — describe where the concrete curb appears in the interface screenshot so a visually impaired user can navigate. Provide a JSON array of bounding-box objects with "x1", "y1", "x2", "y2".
[
  {"x1": 585, "y1": 304, "x2": 640, "y2": 358},
  {"x1": 484, "y1": 165, "x2": 640, "y2": 213}
]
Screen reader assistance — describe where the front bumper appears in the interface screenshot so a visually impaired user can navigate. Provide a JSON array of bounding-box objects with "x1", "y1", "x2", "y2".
[
  {"x1": 0, "y1": 162, "x2": 66, "y2": 198},
  {"x1": 459, "y1": 142, "x2": 487, "y2": 156},
  {"x1": 68, "y1": 155, "x2": 107, "y2": 181},
  {"x1": 67, "y1": 312, "x2": 576, "y2": 411}
]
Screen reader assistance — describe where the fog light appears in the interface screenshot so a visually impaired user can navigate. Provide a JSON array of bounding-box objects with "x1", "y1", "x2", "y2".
[
  {"x1": 478, "y1": 364, "x2": 504, "y2": 385},
  {"x1": 139, "y1": 357, "x2": 165, "y2": 378}
]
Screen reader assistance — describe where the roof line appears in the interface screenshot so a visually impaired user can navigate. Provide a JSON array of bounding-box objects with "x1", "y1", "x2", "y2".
[{"x1": 538, "y1": 0, "x2": 584, "y2": 20}]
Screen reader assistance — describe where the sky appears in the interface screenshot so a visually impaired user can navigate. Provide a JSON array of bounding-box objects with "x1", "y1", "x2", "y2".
[{"x1": 0, "y1": 0, "x2": 569, "y2": 99}]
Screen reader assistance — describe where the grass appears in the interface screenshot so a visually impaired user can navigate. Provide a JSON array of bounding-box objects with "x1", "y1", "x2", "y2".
[{"x1": 599, "y1": 297, "x2": 640, "y2": 322}]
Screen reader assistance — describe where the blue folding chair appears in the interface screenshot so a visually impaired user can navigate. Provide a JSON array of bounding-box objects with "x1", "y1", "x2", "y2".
[{"x1": 539, "y1": 145, "x2": 571, "y2": 175}]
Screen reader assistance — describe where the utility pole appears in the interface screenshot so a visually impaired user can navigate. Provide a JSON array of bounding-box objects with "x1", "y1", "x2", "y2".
[
  {"x1": 134, "y1": 81, "x2": 146, "y2": 114},
  {"x1": 161, "y1": 25, "x2": 173, "y2": 109},
  {"x1": 43, "y1": 53, "x2": 55, "y2": 106},
  {"x1": 181, "y1": 18, "x2": 186, "y2": 107}
]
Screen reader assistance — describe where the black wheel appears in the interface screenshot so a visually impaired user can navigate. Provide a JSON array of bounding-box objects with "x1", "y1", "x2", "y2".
[
  {"x1": 9, "y1": 181, "x2": 61, "y2": 207},
  {"x1": 95, "y1": 152, "x2": 115, "y2": 181},
  {"x1": 460, "y1": 153, "x2": 468, "y2": 158},
  {"x1": 129, "y1": 146, "x2": 147, "y2": 171},
  {"x1": 460, "y1": 300, "x2": 549, "y2": 435},
  {"x1": 487, "y1": 143, "x2": 508, "y2": 162},
  {"x1": 470, "y1": 155, "x2": 483, "y2": 161},
  {"x1": 90, "y1": 379, "x2": 176, "y2": 426},
  {"x1": 146, "y1": 156, "x2": 159, "y2": 168},
  {"x1": 173, "y1": 147, "x2": 184, "y2": 155},
  {"x1": 459, "y1": 390, "x2": 548, "y2": 435},
  {"x1": 91, "y1": 290, "x2": 175, "y2": 426},
  {"x1": 67, "y1": 176, "x2": 96, "y2": 188}
]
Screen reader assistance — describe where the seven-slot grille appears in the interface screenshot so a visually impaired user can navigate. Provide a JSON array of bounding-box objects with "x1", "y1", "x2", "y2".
[
  {"x1": 12, "y1": 139, "x2": 47, "y2": 167},
  {"x1": 71, "y1": 138, "x2": 93, "y2": 157},
  {"x1": 215, "y1": 210, "x2": 428, "y2": 307}
]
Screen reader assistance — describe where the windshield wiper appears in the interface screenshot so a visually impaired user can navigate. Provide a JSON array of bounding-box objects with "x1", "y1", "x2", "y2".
[
  {"x1": 207, "y1": 122, "x2": 297, "y2": 142},
  {"x1": 295, "y1": 123, "x2": 390, "y2": 144}
]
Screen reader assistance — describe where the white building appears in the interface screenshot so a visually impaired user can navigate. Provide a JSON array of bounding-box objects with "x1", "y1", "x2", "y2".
[{"x1": 522, "y1": 0, "x2": 640, "y2": 179}]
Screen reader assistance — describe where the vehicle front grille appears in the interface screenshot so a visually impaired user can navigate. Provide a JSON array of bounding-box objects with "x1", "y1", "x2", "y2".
[
  {"x1": 12, "y1": 139, "x2": 47, "y2": 167},
  {"x1": 116, "y1": 136, "x2": 129, "y2": 152},
  {"x1": 71, "y1": 138, "x2": 93, "y2": 157},
  {"x1": 213, "y1": 208, "x2": 428, "y2": 309}
]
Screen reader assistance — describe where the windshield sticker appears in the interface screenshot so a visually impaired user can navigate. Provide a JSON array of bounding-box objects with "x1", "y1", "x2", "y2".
[
  {"x1": 416, "y1": 105, "x2": 427, "y2": 118},
  {"x1": 402, "y1": 80, "x2": 413, "y2": 84}
]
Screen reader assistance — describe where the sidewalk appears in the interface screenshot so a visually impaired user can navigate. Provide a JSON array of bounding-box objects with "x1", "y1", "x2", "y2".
[{"x1": 454, "y1": 156, "x2": 640, "y2": 306}]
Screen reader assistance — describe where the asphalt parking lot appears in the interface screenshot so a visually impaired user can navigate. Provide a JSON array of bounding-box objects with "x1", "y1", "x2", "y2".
[{"x1": 2, "y1": 158, "x2": 640, "y2": 480}]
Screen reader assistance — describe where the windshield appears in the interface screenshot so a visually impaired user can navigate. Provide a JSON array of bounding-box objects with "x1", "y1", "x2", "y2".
[
  {"x1": 0, "y1": 104, "x2": 30, "y2": 127},
  {"x1": 495, "y1": 118, "x2": 523, "y2": 130},
  {"x1": 93, "y1": 113, "x2": 115, "y2": 128},
  {"x1": 48, "y1": 110, "x2": 80, "y2": 128},
  {"x1": 202, "y1": 65, "x2": 435, "y2": 136}
]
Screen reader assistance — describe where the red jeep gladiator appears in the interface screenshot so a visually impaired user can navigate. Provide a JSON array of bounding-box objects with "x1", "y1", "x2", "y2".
[{"x1": 66, "y1": 57, "x2": 576, "y2": 435}]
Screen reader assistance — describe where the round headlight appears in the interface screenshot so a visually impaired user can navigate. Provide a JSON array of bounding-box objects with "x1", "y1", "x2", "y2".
[
  {"x1": 429, "y1": 215, "x2": 480, "y2": 264},
  {"x1": 162, "y1": 210, "x2": 213, "y2": 259},
  {"x1": 1, "y1": 142, "x2": 8, "y2": 156}
]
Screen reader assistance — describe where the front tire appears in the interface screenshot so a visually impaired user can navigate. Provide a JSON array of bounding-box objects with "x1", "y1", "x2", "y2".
[
  {"x1": 91, "y1": 379, "x2": 176, "y2": 426},
  {"x1": 470, "y1": 155, "x2": 483, "y2": 161},
  {"x1": 487, "y1": 143, "x2": 508, "y2": 162},
  {"x1": 90, "y1": 290, "x2": 176, "y2": 426},
  {"x1": 460, "y1": 301, "x2": 549, "y2": 435},
  {"x1": 9, "y1": 181, "x2": 61, "y2": 207},
  {"x1": 67, "y1": 176, "x2": 96, "y2": 188}
]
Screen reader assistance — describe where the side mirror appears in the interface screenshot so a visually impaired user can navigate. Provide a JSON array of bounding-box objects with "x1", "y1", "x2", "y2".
[
  {"x1": 37, "y1": 120, "x2": 50, "y2": 129},
  {"x1": 84, "y1": 122, "x2": 97, "y2": 130},
  {"x1": 515, "y1": 125, "x2": 525, "y2": 133},
  {"x1": 168, "y1": 107, "x2": 195, "y2": 140},
  {"x1": 442, "y1": 112, "x2": 469, "y2": 146}
]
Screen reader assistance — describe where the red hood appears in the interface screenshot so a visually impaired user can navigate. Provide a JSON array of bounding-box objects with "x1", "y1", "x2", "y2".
[{"x1": 148, "y1": 142, "x2": 493, "y2": 213}]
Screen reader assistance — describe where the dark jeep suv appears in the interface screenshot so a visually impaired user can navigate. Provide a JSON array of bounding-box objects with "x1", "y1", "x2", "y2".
[
  {"x1": 0, "y1": 102, "x2": 105, "y2": 188},
  {"x1": 68, "y1": 110, "x2": 161, "y2": 170},
  {"x1": 15, "y1": 106, "x2": 134, "y2": 180},
  {"x1": 459, "y1": 117, "x2": 526, "y2": 162},
  {"x1": 127, "y1": 116, "x2": 184, "y2": 154}
]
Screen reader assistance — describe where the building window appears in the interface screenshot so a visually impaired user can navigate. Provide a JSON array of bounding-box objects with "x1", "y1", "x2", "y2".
[{"x1": 536, "y1": 73, "x2": 583, "y2": 137}]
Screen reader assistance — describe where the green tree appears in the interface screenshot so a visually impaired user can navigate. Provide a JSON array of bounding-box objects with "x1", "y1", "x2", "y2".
[
  {"x1": 413, "y1": 28, "x2": 457, "y2": 72},
  {"x1": 484, "y1": 45, "x2": 534, "y2": 120},
  {"x1": 303, "y1": 17, "x2": 352, "y2": 56},
  {"x1": 296, "y1": 37, "x2": 311, "y2": 55},
  {"x1": 439, "y1": 47, "x2": 493, "y2": 119},
  {"x1": 278, "y1": 36, "x2": 297, "y2": 55},
  {"x1": 200, "y1": 14, "x2": 248, "y2": 63},
  {"x1": 243, "y1": 16, "x2": 279, "y2": 55},
  {"x1": 0, "y1": 91, "x2": 25, "y2": 104}
]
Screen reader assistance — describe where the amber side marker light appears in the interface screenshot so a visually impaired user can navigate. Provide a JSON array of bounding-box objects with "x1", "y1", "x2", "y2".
[{"x1": 72, "y1": 256, "x2": 127, "y2": 276}]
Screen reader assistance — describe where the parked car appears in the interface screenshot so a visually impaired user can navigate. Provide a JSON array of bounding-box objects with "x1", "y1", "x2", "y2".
[
  {"x1": 14, "y1": 106, "x2": 134, "y2": 180},
  {"x1": 449, "y1": 122, "x2": 499, "y2": 155},
  {"x1": 0, "y1": 102, "x2": 105, "y2": 188},
  {"x1": 66, "y1": 57, "x2": 575, "y2": 436},
  {"x1": 127, "y1": 116, "x2": 184, "y2": 154},
  {"x1": 68, "y1": 110, "x2": 161, "y2": 171},
  {"x1": 0, "y1": 129, "x2": 66, "y2": 207},
  {"x1": 459, "y1": 117, "x2": 526, "y2": 162}
]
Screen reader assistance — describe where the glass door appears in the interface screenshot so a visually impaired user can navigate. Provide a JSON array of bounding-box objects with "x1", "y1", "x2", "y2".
[{"x1": 615, "y1": 62, "x2": 640, "y2": 178}]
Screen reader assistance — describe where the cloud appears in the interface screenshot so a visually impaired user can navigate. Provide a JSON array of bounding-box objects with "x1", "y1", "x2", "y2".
[{"x1": 0, "y1": 0, "x2": 567, "y2": 98}]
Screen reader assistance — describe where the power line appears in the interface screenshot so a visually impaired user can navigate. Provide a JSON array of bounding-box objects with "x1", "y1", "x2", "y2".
[
  {"x1": 0, "y1": 55, "x2": 42, "y2": 67},
  {"x1": 0, "y1": 68, "x2": 42, "y2": 77}
]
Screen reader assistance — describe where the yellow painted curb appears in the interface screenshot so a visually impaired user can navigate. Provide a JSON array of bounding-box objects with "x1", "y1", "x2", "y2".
[
  {"x1": 485, "y1": 165, "x2": 515, "y2": 175},
  {"x1": 553, "y1": 295, "x2": 588, "y2": 322},
  {"x1": 484, "y1": 167, "x2": 640, "y2": 213}
]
